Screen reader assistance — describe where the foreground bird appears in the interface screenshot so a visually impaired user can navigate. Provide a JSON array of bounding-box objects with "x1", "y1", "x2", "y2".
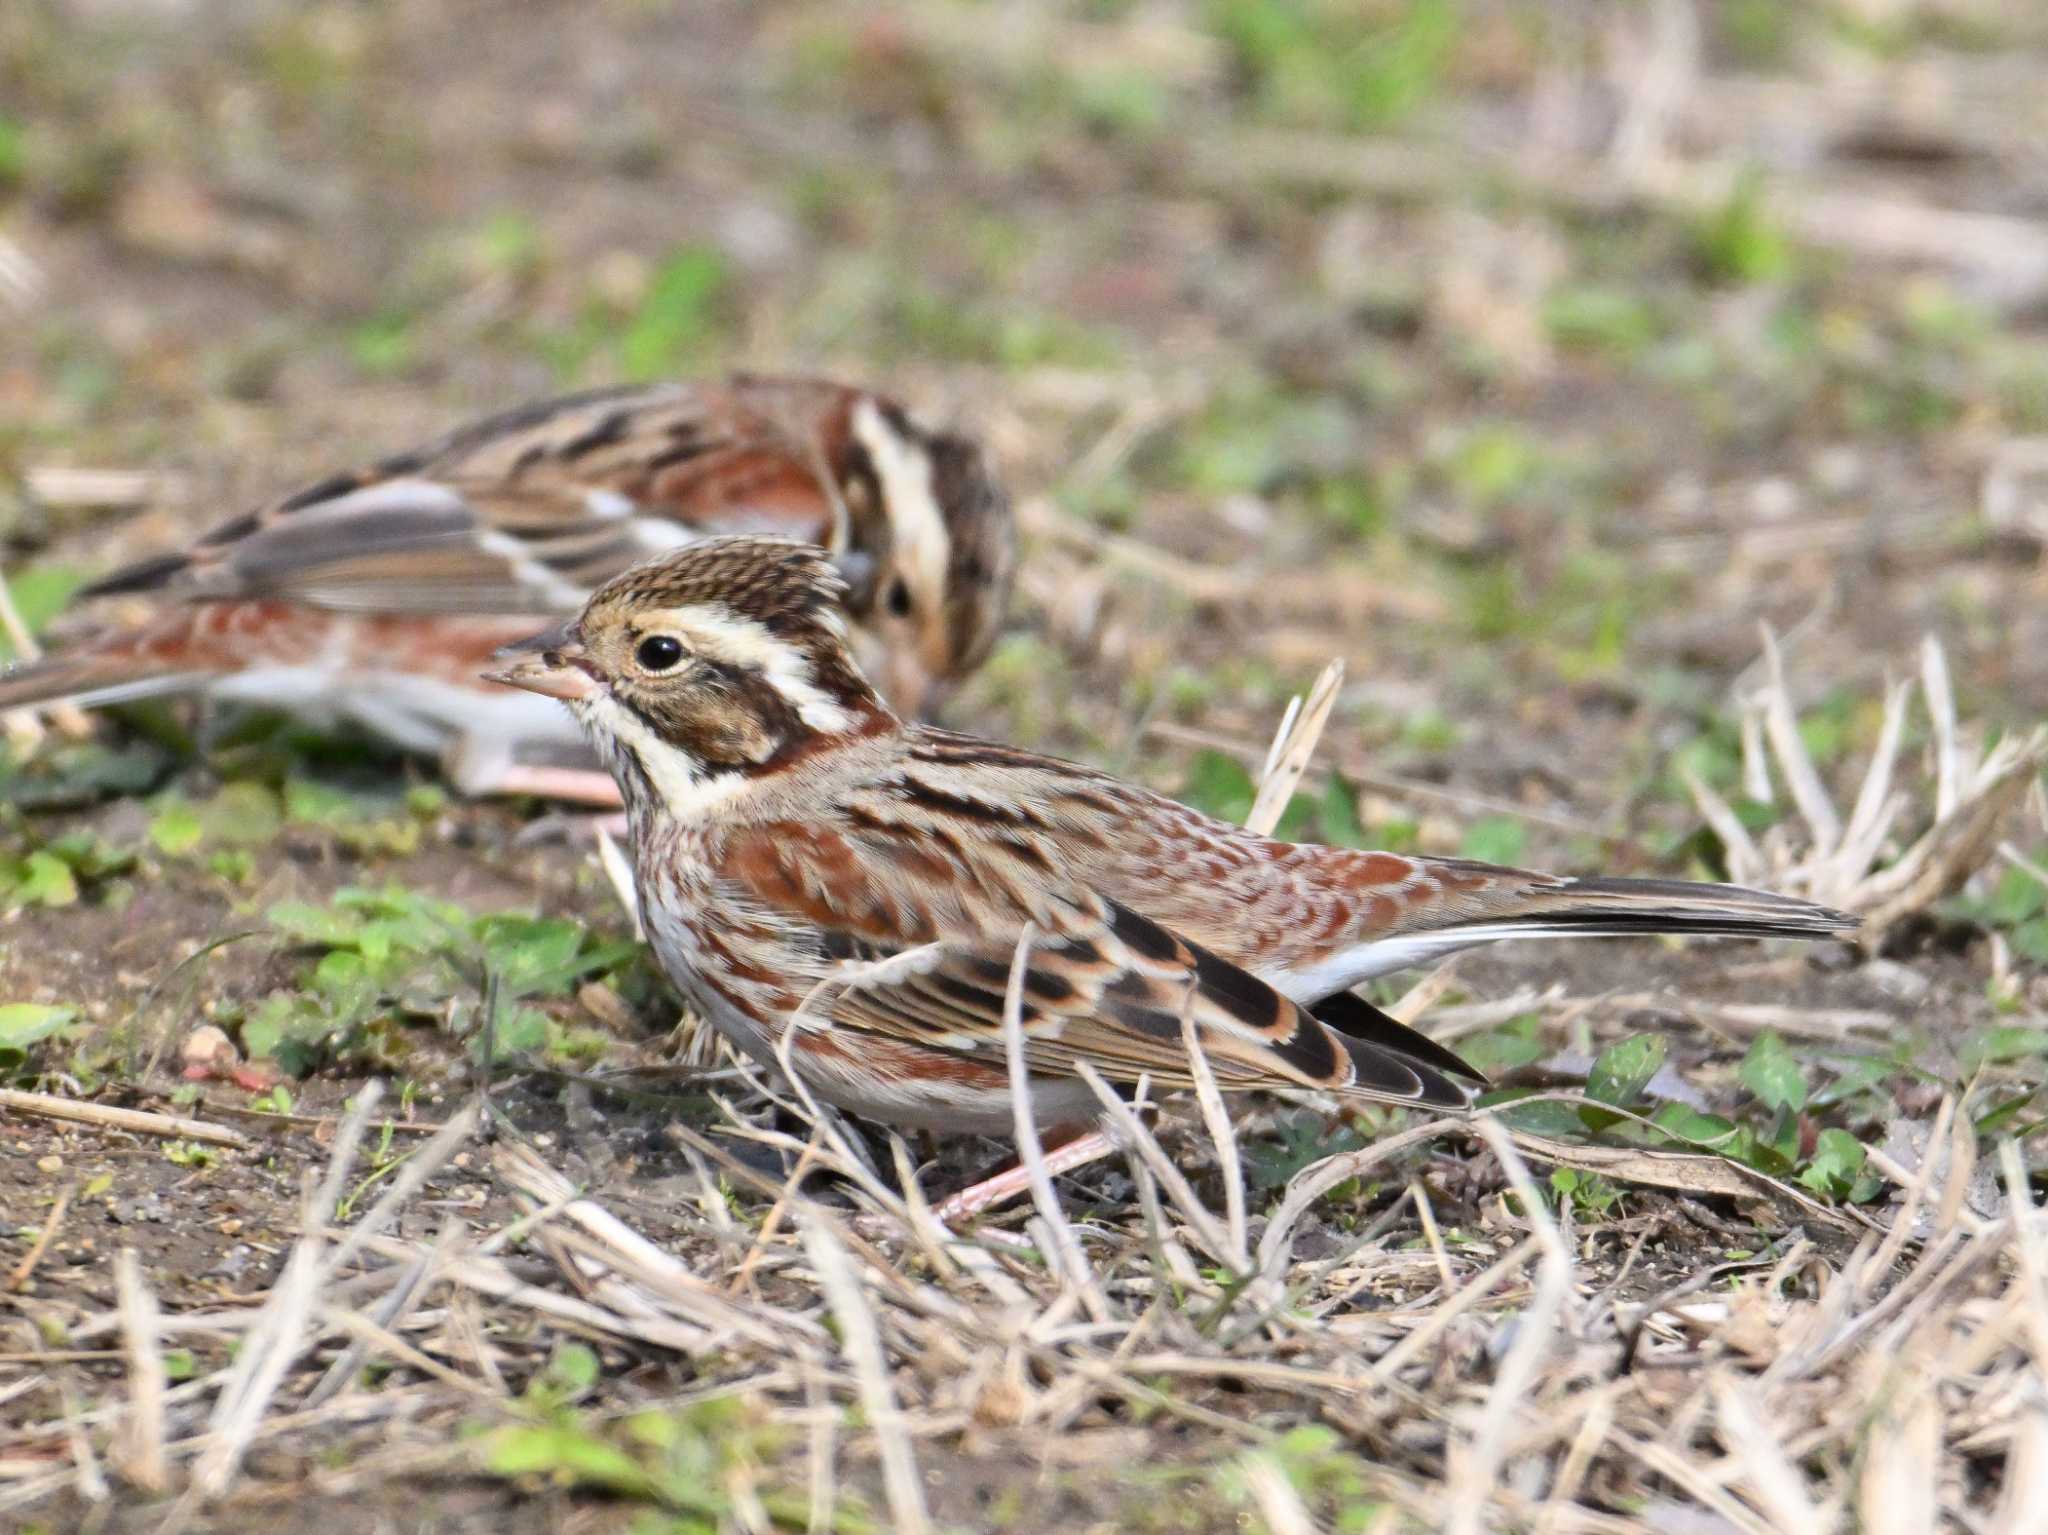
[
  {"x1": 490, "y1": 536, "x2": 1859, "y2": 1213},
  {"x1": 0, "y1": 375, "x2": 1013, "y2": 804}
]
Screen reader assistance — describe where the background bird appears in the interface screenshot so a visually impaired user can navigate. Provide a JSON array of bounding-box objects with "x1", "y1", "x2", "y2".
[
  {"x1": 490, "y1": 536, "x2": 1859, "y2": 1213},
  {"x1": 0, "y1": 374, "x2": 1014, "y2": 805}
]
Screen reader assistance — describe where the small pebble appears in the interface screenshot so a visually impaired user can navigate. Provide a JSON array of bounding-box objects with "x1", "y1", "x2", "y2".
[{"x1": 36, "y1": 1155, "x2": 62, "y2": 1175}]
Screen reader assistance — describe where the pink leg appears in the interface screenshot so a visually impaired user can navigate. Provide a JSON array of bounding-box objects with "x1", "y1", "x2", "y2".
[
  {"x1": 476, "y1": 763, "x2": 625, "y2": 807},
  {"x1": 932, "y1": 1128, "x2": 1118, "y2": 1225}
]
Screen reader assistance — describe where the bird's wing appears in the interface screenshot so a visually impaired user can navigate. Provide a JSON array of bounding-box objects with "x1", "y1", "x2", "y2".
[
  {"x1": 717, "y1": 821, "x2": 1482, "y2": 1109},
  {"x1": 82, "y1": 380, "x2": 853, "y2": 616}
]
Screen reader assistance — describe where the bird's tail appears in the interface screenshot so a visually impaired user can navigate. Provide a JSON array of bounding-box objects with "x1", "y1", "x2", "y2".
[
  {"x1": 0, "y1": 622, "x2": 219, "y2": 713},
  {"x1": 1499, "y1": 874, "x2": 1860, "y2": 942},
  {"x1": 1325, "y1": 860, "x2": 1860, "y2": 982}
]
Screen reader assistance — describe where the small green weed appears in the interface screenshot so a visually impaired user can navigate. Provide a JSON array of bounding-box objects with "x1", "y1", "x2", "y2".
[
  {"x1": 0, "y1": 1003, "x2": 79, "y2": 1077},
  {"x1": 241, "y1": 886, "x2": 637, "y2": 1075},
  {"x1": 478, "y1": 1349, "x2": 871, "y2": 1533},
  {"x1": 1209, "y1": 0, "x2": 1456, "y2": 133}
]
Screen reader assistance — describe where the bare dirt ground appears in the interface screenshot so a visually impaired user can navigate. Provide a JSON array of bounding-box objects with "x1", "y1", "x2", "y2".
[{"x1": 5, "y1": 2, "x2": 2048, "y2": 1531}]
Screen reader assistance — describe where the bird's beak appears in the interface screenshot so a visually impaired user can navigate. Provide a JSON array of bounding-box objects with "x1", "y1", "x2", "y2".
[
  {"x1": 877, "y1": 647, "x2": 938, "y2": 719},
  {"x1": 483, "y1": 621, "x2": 602, "y2": 702}
]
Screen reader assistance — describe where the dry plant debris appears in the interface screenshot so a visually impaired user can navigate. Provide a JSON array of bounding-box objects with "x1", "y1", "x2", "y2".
[
  {"x1": 1688, "y1": 631, "x2": 2048, "y2": 930},
  {"x1": 3, "y1": 1024, "x2": 2046, "y2": 1532}
]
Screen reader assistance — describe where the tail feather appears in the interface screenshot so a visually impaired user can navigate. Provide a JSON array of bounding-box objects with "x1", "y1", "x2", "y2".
[
  {"x1": 0, "y1": 644, "x2": 214, "y2": 713},
  {"x1": 1310, "y1": 866, "x2": 1861, "y2": 988},
  {"x1": 1523, "y1": 875, "x2": 1859, "y2": 941}
]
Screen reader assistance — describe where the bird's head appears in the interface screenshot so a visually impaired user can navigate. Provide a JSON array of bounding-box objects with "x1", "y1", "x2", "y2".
[
  {"x1": 832, "y1": 396, "x2": 1015, "y2": 715},
  {"x1": 488, "y1": 536, "x2": 893, "y2": 819}
]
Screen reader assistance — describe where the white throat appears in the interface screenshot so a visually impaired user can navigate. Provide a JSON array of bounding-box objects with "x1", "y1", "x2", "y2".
[{"x1": 577, "y1": 692, "x2": 758, "y2": 826}]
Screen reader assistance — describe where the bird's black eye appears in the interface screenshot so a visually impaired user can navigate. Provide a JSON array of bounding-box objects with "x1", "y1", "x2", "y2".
[
  {"x1": 885, "y1": 577, "x2": 912, "y2": 618},
  {"x1": 635, "y1": 634, "x2": 684, "y2": 672}
]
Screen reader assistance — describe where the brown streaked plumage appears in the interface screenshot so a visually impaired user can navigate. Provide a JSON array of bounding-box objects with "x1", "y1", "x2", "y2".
[
  {"x1": 491, "y1": 536, "x2": 1859, "y2": 1168},
  {"x1": 0, "y1": 375, "x2": 1013, "y2": 804}
]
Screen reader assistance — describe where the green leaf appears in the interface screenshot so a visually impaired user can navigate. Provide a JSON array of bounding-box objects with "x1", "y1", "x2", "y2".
[
  {"x1": 1460, "y1": 1014, "x2": 1546, "y2": 1075},
  {"x1": 1543, "y1": 286, "x2": 1659, "y2": 356},
  {"x1": 1458, "y1": 815, "x2": 1526, "y2": 866},
  {"x1": 482, "y1": 1423, "x2": 652, "y2": 1498},
  {"x1": 1808, "y1": 1054, "x2": 1891, "y2": 1108},
  {"x1": 348, "y1": 310, "x2": 417, "y2": 377},
  {"x1": 1648, "y1": 1103, "x2": 1740, "y2": 1150},
  {"x1": 0, "y1": 1002, "x2": 75, "y2": 1049},
  {"x1": 267, "y1": 901, "x2": 364, "y2": 947},
  {"x1": 1798, "y1": 1128, "x2": 1866, "y2": 1197},
  {"x1": 1740, "y1": 1030, "x2": 1807, "y2": 1112},
  {"x1": 1695, "y1": 170, "x2": 1793, "y2": 284},
  {"x1": 40, "y1": 831, "x2": 136, "y2": 880},
  {"x1": 0, "y1": 114, "x2": 24, "y2": 190},
  {"x1": 1587, "y1": 1034, "x2": 1666, "y2": 1108},
  {"x1": 1491, "y1": 1095, "x2": 1588, "y2": 1138},
  {"x1": 240, "y1": 993, "x2": 325, "y2": 1063},
  {"x1": 12, "y1": 850, "x2": 79, "y2": 908},
  {"x1": 0, "y1": 740, "x2": 175, "y2": 810},
  {"x1": 200, "y1": 782, "x2": 284, "y2": 846},
  {"x1": 1986, "y1": 864, "x2": 2048, "y2": 927},
  {"x1": 546, "y1": 1343, "x2": 601, "y2": 1395},
  {"x1": 2011, "y1": 918, "x2": 2048, "y2": 966},
  {"x1": 473, "y1": 916, "x2": 588, "y2": 994},
  {"x1": 1976, "y1": 1090, "x2": 2039, "y2": 1137},
  {"x1": 148, "y1": 799, "x2": 205, "y2": 856},
  {"x1": 311, "y1": 949, "x2": 378, "y2": 1010},
  {"x1": 405, "y1": 784, "x2": 449, "y2": 817},
  {"x1": 1960, "y1": 1025, "x2": 2048, "y2": 1074},
  {"x1": 483, "y1": 1006, "x2": 550, "y2": 1059},
  {"x1": 284, "y1": 776, "x2": 372, "y2": 825}
]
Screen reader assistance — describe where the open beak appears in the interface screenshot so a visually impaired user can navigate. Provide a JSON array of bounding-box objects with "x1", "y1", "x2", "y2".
[{"x1": 483, "y1": 621, "x2": 603, "y2": 702}]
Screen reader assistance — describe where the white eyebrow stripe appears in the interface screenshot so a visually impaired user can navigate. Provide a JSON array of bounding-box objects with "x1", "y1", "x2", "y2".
[
  {"x1": 644, "y1": 602, "x2": 854, "y2": 734},
  {"x1": 852, "y1": 398, "x2": 949, "y2": 619}
]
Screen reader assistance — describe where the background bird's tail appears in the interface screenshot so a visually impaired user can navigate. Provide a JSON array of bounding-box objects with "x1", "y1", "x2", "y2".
[{"x1": 0, "y1": 622, "x2": 219, "y2": 714}]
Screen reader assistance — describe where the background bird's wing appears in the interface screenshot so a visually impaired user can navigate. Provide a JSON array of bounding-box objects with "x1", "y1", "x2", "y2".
[{"x1": 82, "y1": 381, "x2": 848, "y2": 616}]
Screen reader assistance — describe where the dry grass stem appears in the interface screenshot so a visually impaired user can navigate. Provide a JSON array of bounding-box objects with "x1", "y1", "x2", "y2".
[
  {"x1": 0, "y1": 1089, "x2": 252, "y2": 1149},
  {"x1": 1444, "y1": 1119, "x2": 1574, "y2": 1535},
  {"x1": 109, "y1": 1249, "x2": 167, "y2": 1495},
  {"x1": 800, "y1": 1213, "x2": 932, "y2": 1535},
  {"x1": 191, "y1": 1084, "x2": 382, "y2": 1498},
  {"x1": 1247, "y1": 659, "x2": 1343, "y2": 836}
]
